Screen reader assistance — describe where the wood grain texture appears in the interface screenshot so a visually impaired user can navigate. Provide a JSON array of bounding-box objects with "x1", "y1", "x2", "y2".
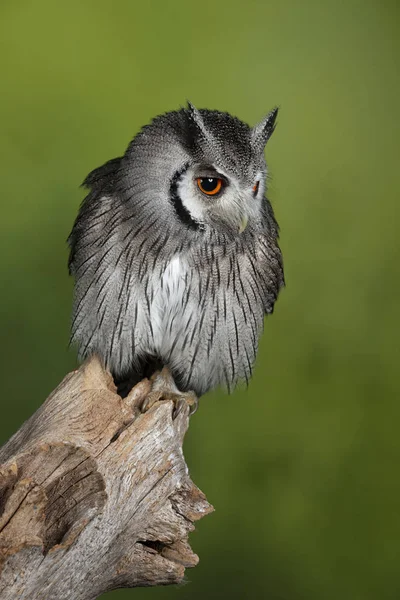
[{"x1": 0, "y1": 356, "x2": 213, "y2": 599}]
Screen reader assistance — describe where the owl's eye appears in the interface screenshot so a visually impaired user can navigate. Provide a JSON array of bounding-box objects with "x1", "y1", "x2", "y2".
[
  {"x1": 197, "y1": 177, "x2": 223, "y2": 196},
  {"x1": 252, "y1": 181, "x2": 260, "y2": 196}
]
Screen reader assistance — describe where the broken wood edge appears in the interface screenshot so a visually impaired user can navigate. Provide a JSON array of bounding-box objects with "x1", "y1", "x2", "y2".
[{"x1": 0, "y1": 356, "x2": 213, "y2": 600}]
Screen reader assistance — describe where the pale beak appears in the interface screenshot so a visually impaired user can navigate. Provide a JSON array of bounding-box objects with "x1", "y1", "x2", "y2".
[{"x1": 239, "y1": 215, "x2": 248, "y2": 234}]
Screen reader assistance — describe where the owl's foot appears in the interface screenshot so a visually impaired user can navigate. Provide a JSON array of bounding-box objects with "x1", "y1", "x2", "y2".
[{"x1": 140, "y1": 367, "x2": 198, "y2": 419}]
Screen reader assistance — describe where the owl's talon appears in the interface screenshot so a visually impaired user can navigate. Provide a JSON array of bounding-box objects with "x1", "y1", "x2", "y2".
[
  {"x1": 138, "y1": 368, "x2": 199, "y2": 419},
  {"x1": 139, "y1": 391, "x2": 161, "y2": 413},
  {"x1": 141, "y1": 390, "x2": 198, "y2": 419},
  {"x1": 172, "y1": 398, "x2": 186, "y2": 420},
  {"x1": 140, "y1": 396, "x2": 150, "y2": 413},
  {"x1": 188, "y1": 396, "x2": 199, "y2": 415},
  {"x1": 169, "y1": 391, "x2": 198, "y2": 419}
]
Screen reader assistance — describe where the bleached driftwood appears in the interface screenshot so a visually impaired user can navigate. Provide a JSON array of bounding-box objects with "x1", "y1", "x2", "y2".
[{"x1": 0, "y1": 356, "x2": 212, "y2": 599}]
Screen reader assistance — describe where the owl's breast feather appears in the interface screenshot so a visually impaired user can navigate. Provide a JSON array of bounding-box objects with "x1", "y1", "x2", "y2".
[{"x1": 148, "y1": 255, "x2": 189, "y2": 354}]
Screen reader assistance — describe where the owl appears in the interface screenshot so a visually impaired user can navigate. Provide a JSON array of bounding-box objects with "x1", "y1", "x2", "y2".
[{"x1": 68, "y1": 103, "x2": 284, "y2": 400}]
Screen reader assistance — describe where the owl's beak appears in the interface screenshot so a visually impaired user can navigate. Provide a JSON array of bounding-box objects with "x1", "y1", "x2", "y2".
[{"x1": 239, "y1": 215, "x2": 248, "y2": 234}]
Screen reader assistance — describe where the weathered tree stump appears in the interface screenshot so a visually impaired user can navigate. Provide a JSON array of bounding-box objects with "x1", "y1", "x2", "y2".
[{"x1": 0, "y1": 356, "x2": 213, "y2": 599}]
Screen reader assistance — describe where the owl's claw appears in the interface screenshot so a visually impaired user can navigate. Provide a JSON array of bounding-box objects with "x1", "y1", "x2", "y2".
[
  {"x1": 188, "y1": 396, "x2": 199, "y2": 415},
  {"x1": 140, "y1": 367, "x2": 198, "y2": 419},
  {"x1": 139, "y1": 395, "x2": 152, "y2": 413},
  {"x1": 172, "y1": 397, "x2": 186, "y2": 420}
]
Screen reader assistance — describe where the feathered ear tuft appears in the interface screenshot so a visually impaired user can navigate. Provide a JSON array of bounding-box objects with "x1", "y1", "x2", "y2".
[
  {"x1": 252, "y1": 107, "x2": 279, "y2": 151},
  {"x1": 186, "y1": 101, "x2": 214, "y2": 147}
]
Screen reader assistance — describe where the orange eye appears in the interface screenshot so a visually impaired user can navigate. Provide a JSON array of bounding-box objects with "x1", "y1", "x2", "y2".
[
  {"x1": 252, "y1": 181, "x2": 260, "y2": 195},
  {"x1": 197, "y1": 177, "x2": 223, "y2": 196}
]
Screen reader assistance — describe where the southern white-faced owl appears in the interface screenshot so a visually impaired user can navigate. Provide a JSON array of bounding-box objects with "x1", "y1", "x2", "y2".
[{"x1": 68, "y1": 103, "x2": 284, "y2": 398}]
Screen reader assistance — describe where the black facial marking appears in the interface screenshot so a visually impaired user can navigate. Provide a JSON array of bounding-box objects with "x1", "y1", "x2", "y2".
[{"x1": 169, "y1": 164, "x2": 203, "y2": 231}]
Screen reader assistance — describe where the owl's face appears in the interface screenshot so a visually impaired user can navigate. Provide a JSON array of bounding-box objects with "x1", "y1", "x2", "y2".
[
  {"x1": 125, "y1": 103, "x2": 278, "y2": 237},
  {"x1": 176, "y1": 161, "x2": 265, "y2": 235},
  {"x1": 173, "y1": 104, "x2": 278, "y2": 235}
]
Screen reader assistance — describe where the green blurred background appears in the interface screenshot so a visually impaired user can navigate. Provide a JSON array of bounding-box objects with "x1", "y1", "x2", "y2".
[{"x1": 1, "y1": 0, "x2": 399, "y2": 598}]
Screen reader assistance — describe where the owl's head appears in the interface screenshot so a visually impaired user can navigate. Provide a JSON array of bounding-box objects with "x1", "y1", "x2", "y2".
[{"x1": 124, "y1": 103, "x2": 278, "y2": 238}]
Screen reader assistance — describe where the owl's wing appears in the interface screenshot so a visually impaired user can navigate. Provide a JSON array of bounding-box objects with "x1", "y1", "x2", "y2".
[
  {"x1": 68, "y1": 157, "x2": 123, "y2": 274},
  {"x1": 254, "y1": 232, "x2": 285, "y2": 315}
]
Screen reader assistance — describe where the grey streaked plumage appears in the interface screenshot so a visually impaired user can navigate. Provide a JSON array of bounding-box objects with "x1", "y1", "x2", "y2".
[{"x1": 68, "y1": 104, "x2": 284, "y2": 396}]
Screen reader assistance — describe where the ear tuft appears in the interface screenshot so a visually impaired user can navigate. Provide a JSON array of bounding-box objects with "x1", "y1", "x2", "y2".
[
  {"x1": 186, "y1": 101, "x2": 211, "y2": 143},
  {"x1": 252, "y1": 107, "x2": 279, "y2": 150},
  {"x1": 186, "y1": 100, "x2": 198, "y2": 120}
]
